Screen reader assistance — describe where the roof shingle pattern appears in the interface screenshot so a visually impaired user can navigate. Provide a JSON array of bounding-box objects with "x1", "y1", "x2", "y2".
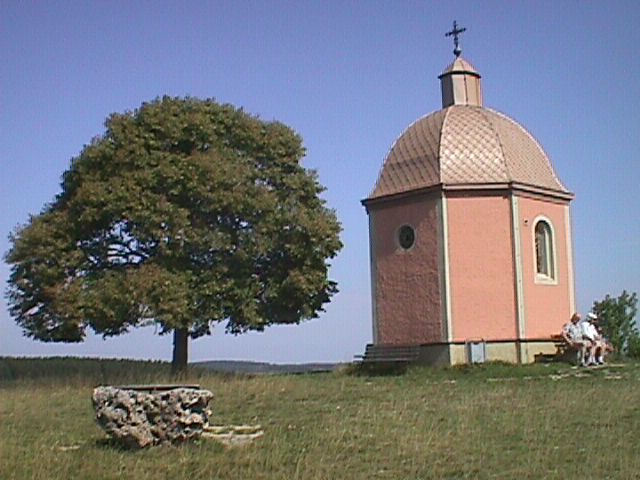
[{"x1": 369, "y1": 105, "x2": 569, "y2": 200}]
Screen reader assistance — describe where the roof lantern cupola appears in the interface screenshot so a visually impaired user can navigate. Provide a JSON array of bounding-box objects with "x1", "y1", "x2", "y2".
[{"x1": 439, "y1": 21, "x2": 483, "y2": 108}]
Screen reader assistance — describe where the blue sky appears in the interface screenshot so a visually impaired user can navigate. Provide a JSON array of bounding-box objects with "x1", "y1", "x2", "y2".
[{"x1": 1, "y1": 1, "x2": 638, "y2": 364}]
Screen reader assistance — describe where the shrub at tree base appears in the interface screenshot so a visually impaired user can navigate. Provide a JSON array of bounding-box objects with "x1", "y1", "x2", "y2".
[
  {"x1": 5, "y1": 97, "x2": 343, "y2": 371},
  {"x1": 592, "y1": 290, "x2": 639, "y2": 358}
]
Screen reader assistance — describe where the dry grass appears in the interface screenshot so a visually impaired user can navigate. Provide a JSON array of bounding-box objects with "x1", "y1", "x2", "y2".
[{"x1": 1, "y1": 358, "x2": 639, "y2": 479}]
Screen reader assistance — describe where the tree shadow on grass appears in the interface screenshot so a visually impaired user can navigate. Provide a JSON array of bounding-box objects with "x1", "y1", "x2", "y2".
[{"x1": 347, "y1": 361, "x2": 409, "y2": 377}]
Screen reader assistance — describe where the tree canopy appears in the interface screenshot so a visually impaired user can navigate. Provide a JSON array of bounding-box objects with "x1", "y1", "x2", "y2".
[
  {"x1": 5, "y1": 97, "x2": 342, "y2": 369},
  {"x1": 592, "y1": 290, "x2": 638, "y2": 358}
]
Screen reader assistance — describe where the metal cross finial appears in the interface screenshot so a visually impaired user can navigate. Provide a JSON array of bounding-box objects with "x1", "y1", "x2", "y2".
[{"x1": 445, "y1": 20, "x2": 466, "y2": 57}]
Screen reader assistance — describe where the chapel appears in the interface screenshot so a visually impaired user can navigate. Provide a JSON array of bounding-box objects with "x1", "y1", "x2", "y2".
[{"x1": 361, "y1": 23, "x2": 575, "y2": 365}]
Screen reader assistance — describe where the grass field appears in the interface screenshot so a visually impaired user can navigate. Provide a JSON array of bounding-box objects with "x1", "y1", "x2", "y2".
[{"x1": 1, "y1": 357, "x2": 639, "y2": 480}]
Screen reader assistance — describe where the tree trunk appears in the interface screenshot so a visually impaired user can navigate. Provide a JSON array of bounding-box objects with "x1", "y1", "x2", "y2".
[{"x1": 172, "y1": 328, "x2": 189, "y2": 374}]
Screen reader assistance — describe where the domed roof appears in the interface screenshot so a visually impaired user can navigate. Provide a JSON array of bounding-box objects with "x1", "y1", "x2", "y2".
[
  {"x1": 368, "y1": 104, "x2": 571, "y2": 200},
  {"x1": 366, "y1": 50, "x2": 572, "y2": 203}
]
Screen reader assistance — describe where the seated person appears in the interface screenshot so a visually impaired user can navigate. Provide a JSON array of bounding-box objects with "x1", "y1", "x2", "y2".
[
  {"x1": 562, "y1": 313, "x2": 594, "y2": 366},
  {"x1": 586, "y1": 313, "x2": 613, "y2": 365},
  {"x1": 581, "y1": 313, "x2": 600, "y2": 365}
]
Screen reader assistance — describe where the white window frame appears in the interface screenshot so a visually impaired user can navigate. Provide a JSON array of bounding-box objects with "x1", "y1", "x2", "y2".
[{"x1": 533, "y1": 216, "x2": 557, "y2": 285}]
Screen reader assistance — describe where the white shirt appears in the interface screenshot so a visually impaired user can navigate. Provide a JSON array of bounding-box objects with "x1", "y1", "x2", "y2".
[
  {"x1": 581, "y1": 321, "x2": 598, "y2": 341},
  {"x1": 563, "y1": 322, "x2": 583, "y2": 342}
]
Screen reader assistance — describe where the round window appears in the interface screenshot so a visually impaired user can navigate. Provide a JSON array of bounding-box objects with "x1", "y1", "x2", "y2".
[{"x1": 398, "y1": 225, "x2": 415, "y2": 250}]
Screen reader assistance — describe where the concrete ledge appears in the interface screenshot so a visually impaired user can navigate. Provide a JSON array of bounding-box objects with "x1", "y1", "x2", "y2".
[{"x1": 380, "y1": 340, "x2": 564, "y2": 366}]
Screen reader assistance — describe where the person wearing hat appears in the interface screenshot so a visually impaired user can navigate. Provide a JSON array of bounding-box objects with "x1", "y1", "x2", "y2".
[
  {"x1": 581, "y1": 313, "x2": 601, "y2": 365},
  {"x1": 585, "y1": 313, "x2": 612, "y2": 365}
]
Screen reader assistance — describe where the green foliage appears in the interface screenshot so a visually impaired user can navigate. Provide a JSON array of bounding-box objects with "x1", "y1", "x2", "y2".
[
  {"x1": 592, "y1": 290, "x2": 639, "y2": 358},
  {"x1": 627, "y1": 330, "x2": 640, "y2": 359},
  {"x1": 5, "y1": 97, "x2": 342, "y2": 359}
]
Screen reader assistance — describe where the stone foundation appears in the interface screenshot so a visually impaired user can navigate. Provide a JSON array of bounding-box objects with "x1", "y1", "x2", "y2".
[{"x1": 412, "y1": 340, "x2": 561, "y2": 366}]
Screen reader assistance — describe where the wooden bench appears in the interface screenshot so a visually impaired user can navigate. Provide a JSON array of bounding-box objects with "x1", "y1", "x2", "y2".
[
  {"x1": 356, "y1": 344, "x2": 420, "y2": 363},
  {"x1": 551, "y1": 333, "x2": 571, "y2": 351},
  {"x1": 550, "y1": 333, "x2": 582, "y2": 364},
  {"x1": 354, "y1": 344, "x2": 421, "y2": 374}
]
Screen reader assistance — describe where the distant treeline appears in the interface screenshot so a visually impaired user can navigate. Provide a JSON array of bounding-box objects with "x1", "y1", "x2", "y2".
[
  {"x1": 0, "y1": 357, "x2": 339, "y2": 385},
  {"x1": 0, "y1": 357, "x2": 172, "y2": 383},
  {"x1": 193, "y1": 360, "x2": 337, "y2": 375}
]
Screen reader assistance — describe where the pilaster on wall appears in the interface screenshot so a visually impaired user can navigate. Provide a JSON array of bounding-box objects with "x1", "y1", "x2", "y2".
[
  {"x1": 565, "y1": 205, "x2": 576, "y2": 315},
  {"x1": 368, "y1": 213, "x2": 379, "y2": 344},
  {"x1": 438, "y1": 194, "x2": 453, "y2": 343},
  {"x1": 510, "y1": 194, "x2": 527, "y2": 363}
]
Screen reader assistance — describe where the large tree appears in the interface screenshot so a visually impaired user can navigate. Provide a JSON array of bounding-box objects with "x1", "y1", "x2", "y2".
[{"x1": 6, "y1": 97, "x2": 342, "y2": 371}]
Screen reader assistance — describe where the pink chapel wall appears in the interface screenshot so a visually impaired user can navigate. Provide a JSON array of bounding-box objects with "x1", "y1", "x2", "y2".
[
  {"x1": 446, "y1": 193, "x2": 518, "y2": 342},
  {"x1": 518, "y1": 197, "x2": 573, "y2": 338},
  {"x1": 369, "y1": 195, "x2": 442, "y2": 345}
]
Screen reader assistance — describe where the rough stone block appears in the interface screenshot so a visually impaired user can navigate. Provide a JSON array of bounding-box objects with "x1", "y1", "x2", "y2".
[{"x1": 92, "y1": 385, "x2": 213, "y2": 449}]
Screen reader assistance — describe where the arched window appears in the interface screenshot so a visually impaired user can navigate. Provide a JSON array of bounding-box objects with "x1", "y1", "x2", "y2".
[{"x1": 534, "y1": 219, "x2": 555, "y2": 280}]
